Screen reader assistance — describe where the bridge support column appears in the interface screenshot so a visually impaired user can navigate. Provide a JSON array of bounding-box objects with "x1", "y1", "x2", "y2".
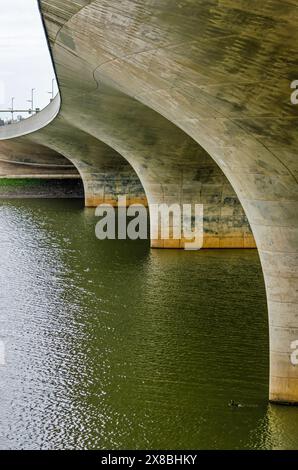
[
  {"x1": 145, "y1": 167, "x2": 255, "y2": 250},
  {"x1": 265, "y1": 253, "x2": 298, "y2": 404},
  {"x1": 269, "y1": 325, "x2": 298, "y2": 404},
  {"x1": 83, "y1": 171, "x2": 147, "y2": 208},
  {"x1": 252, "y1": 224, "x2": 298, "y2": 404}
]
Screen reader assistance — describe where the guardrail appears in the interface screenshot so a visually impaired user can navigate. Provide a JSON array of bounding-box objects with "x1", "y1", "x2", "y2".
[
  {"x1": 0, "y1": 94, "x2": 61, "y2": 139},
  {"x1": 0, "y1": 108, "x2": 41, "y2": 126}
]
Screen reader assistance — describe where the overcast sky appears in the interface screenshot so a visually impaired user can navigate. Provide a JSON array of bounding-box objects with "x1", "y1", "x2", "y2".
[{"x1": 0, "y1": 0, "x2": 56, "y2": 120}]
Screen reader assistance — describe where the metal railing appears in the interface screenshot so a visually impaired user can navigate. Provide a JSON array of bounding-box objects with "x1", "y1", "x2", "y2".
[
  {"x1": 0, "y1": 80, "x2": 56, "y2": 126},
  {"x1": 0, "y1": 108, "x2": 40, "y2": 126}
]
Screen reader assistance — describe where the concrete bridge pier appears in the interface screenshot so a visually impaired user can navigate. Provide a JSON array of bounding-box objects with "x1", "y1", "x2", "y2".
[
  {"x1": 146, "y1": 167, "x2": 255, "y2": 250},
  {"x1": 7, "y1": 116, "x2": 147, "y2": 209},
  {"x1": 259, "y1": 230, "x2": 298, "y2": 404},
  {"x1": 82, "y1": 169, "x2": 146, "y2": 208}
]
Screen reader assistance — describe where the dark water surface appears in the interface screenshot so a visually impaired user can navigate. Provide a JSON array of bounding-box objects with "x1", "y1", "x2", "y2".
[{"x1": 0, "y1": 199, "x2": 297, "y2": 450}]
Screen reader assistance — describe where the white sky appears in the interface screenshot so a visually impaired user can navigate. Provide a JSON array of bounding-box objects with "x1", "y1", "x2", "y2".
[{"x1": 0, "y1": 0, "x2": 56, "y2": 120}]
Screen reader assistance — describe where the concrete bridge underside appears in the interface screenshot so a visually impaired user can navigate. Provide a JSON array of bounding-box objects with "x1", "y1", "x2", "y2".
[
  {"x1": 0, "y1": 139, "x2": 80, "y2": 179},
  {"x1": 0, "y1": 0, "x2": 297, "y2": 403}
]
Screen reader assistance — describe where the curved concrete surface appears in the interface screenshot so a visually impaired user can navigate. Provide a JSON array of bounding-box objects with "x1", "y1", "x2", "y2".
[
  {"x1": 0, "y1": 0, "x2": 297, "y2": 403},
  {"x1": 0, "y1": 132, "x2": 80, "y2": 179},
  {"x1": 0, "y1": 94, "x2": 60, "y2": 139},
  {"x1": 0, "y1": 98, "x2": 80, "y2": 179}
]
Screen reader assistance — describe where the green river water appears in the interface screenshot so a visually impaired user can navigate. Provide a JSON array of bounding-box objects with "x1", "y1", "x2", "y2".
[{"x1": 0, "y1": 199, "x2": 297, "y2": 450}]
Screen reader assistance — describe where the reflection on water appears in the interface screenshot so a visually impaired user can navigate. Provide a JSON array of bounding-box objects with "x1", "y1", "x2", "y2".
[{"x1": 0, "y1": 199, "x2": 297, "y2": 450}]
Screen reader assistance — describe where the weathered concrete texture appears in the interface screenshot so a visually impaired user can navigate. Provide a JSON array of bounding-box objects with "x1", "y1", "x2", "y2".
[
  {"x1": 0, "y1": 0, "x2": 296, "y2": 402},
  {"x1": 39, "y1": 0, "x2": 297, "y2": 403},
  {"x1": 0, "y1": 110, "x2": 147, "y2": 207},
  {"x1": 32, "y1": 117, "x2": 148, "y2": 208},
  {"x1": 0, "y1": 139, "x2": 79, "y2": 179}
]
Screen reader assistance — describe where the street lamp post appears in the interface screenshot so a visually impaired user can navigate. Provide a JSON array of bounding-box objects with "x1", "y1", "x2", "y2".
[
  {"x1": 27, "y1": 88, "x2": 35, "y2": 112},
  {"x1": 10, "y1": 97, "x2": 14, "y2": 121},
  {"x1": 48, "y1": 78, "x2": 55, "y2": 101}
]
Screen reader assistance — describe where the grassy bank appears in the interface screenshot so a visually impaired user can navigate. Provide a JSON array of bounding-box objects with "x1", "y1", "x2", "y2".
[{"x1": 0, "y1": 178, "x2": 84, "y2": 198}]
